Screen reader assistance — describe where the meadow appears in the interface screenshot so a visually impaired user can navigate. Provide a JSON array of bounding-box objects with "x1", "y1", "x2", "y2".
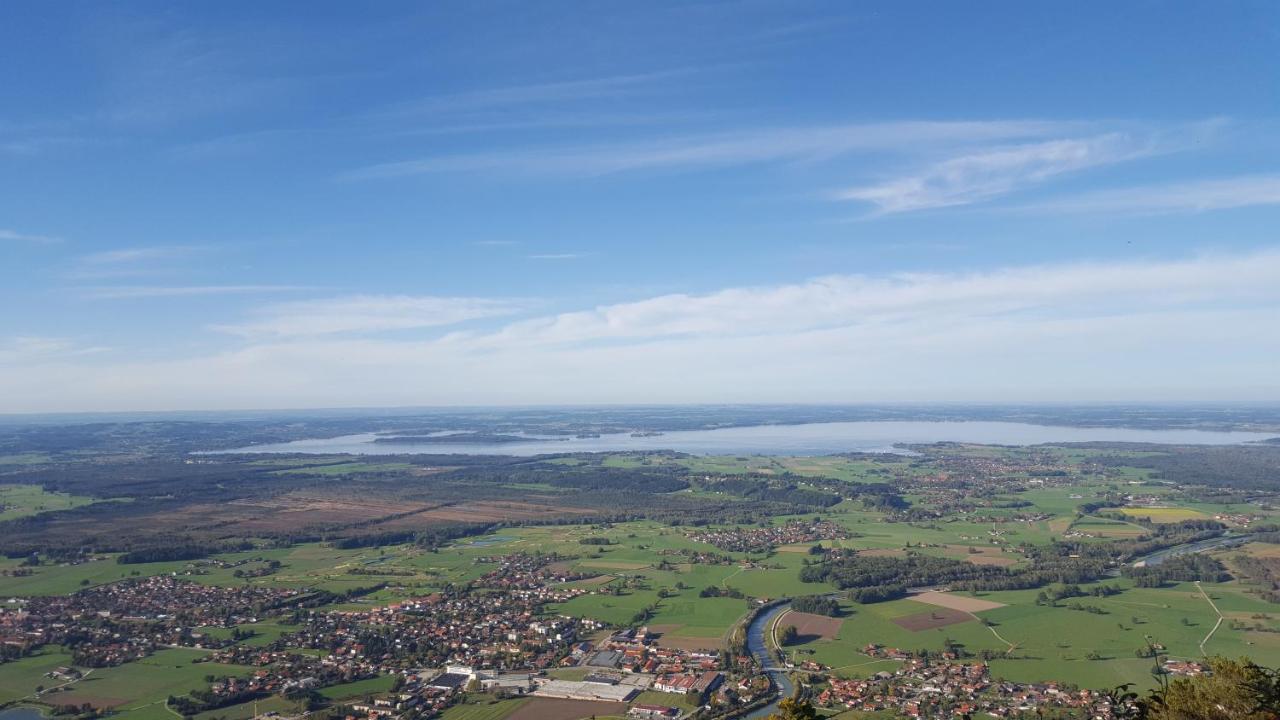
[{"x1": 0, "y1": 484, "x2": 100, "y2": 522}]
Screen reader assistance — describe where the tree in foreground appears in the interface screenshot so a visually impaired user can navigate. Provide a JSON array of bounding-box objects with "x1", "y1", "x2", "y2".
[
  {"x1": 1145, "y1": 656, "x2": 1280, "y2": 720},
  {"x1": 767, "y1": 693, "x2": 818, "y2": 720}
]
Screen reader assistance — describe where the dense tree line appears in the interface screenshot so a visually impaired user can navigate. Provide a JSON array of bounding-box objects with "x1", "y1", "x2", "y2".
[
  {"x1": 1086, "y1": 444, "x2": 1280, "y2": 491},
  {"x1": 791, "y1": 595, "x2": 842, "y2": 616},
  {"x1": 697, "y1": 476, "x2": 841, "y2": 507},
  {"x1": 1123, "y1": 554, "x2": 1230, "y2": 587},
  {"x1": 117, "y1": 541, "x2": 251, "y2": 564}
]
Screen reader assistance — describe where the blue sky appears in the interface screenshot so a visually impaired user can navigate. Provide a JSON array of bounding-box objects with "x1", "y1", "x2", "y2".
[{"x1": 2, "y1": 1, "x2": 1279, "y2": 412}]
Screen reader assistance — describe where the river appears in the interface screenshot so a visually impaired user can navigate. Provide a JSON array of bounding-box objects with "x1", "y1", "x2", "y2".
[
  {"x1": 209, "y1": 420, "x2": 1277, "y2": 456},
  {"x1": 744, "y1": 602, "x2": 794, "y2": 720},
  {"x1": 1130, "y1": 533, "x2": 1247, "y2": 567}
]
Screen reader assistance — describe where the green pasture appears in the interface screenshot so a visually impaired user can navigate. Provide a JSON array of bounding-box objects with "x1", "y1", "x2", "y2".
[
  {"x1": 0, "y1": 484, "x2": 99, "y2": 521},
  {"x1": 317, "y1": 674, "x2": 397, "y2": 700},
  {"x1": 0, "y1": 646, "x2": 76, "y2": 704},
  {"x1": 53, "y1": 648, "x2": 256, "y2": 718}
]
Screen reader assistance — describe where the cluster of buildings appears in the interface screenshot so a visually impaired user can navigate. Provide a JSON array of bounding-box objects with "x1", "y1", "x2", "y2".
[
  {"x1": 686, "y1": 519, "x2": 847, "y2": 553},
  {"x1": 1162, "y1": 659, "x2": 1209, "y2": 676},
  {"x1": 1, "y1": 576, "x2": 304, "y2": 666},
  {"x1": 256, "y1": 553, "x2": 603, "y2": 673},
  {"x1": 818, "y1": 659, "x2": 1128, "y2": 718}
]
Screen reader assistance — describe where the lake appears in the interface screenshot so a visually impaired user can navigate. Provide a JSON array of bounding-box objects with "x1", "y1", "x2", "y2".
[{"x1": 212, "y1": 420, "x2": 1278, "y2": 456}]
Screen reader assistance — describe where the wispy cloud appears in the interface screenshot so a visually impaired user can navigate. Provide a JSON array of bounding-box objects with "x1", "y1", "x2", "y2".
[
  {"x1": 382, "y1": 69, "x2": 699, "y2": 119},
  {"x1": 0, "y1": 337, "x2": 108, "y2": 364},
  {"x1": 67, "y1": 245, "x2": 221, "y2": 281},
  {"x1": 1018, "y1": 174, "x2": 1280, "y2": 215},
  {"x1": 837, "y1": 133, "x2": 1154, "y2": 214},
  {"x1": 343, "y1": 120, "x2": 1076, "y2": 180},
  {"x1": 213, "y1": 294, "x2": 526, "y2": 338},
  {"x1": 0, "y1": 228, "x2": 61, "y2": 244},
  {"x1": 78, "y1": 245, "x2": 204, "y2": 265},
  {"x1": 82, "y1": 285, "x2": 307, "y2": 300},
  {"x1": 450, "y1": 250, "x2": 1280, "y2": 351}
]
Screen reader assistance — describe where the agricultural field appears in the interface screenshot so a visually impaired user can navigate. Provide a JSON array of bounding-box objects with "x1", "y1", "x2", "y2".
[{"x1": 1118, "y1": 506, "x2": 1212, "y2": 523}]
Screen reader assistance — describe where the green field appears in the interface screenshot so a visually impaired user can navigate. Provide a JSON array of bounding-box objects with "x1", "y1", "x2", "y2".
[
  {"x1": 0, "y1": 484, "x2": 99, "y2": 521},
  {"x1": 317, "y1": 675, "x2": 398, "y2": 701},
  {"x1": 0, "y1": 646, "x2": 77, "y2": 704},
  {"x1": 49, "y1": 648, "x2": 257, "y2": 719},
  {"x1": 789, "y1": 577, "x2": 1280, "y2": 691}
]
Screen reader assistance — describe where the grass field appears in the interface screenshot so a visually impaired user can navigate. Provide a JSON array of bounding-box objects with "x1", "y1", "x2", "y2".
[
  {"x1": 790, "y1": 578, "x2": 1280, "y2": 691},
  {"x1": 53, "y1": 648, "x2": 257, "y2": 718},
  {"x1": 0, "y1": 646, "x2": 77, "y2": 703},
  {"x1": 318, "y1": 675, "x2": 397, "y2": 700},
  {"x1": 0, "y1": 484, "x2": 100, "y2": 521}
]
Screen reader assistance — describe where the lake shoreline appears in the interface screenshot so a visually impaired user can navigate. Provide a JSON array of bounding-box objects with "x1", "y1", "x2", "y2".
[{"x1": 206, "y1": 419, "x2": 1278, "y2": 457}]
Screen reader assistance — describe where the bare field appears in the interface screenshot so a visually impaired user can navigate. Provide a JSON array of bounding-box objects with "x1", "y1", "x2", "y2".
[
  {"x1": 507, "y1": 698, "x2": 626, "y2": 720},
  {"x1": 964, "y1": 555, "x2": 1017, "y2": 566},
  {"x1": 943, "y1": 545, "x2": 1018, "y2": 567},
  {"x1": 857, "y1": 548, "x2": 907, "y2": 558},
  {"x1": 910, "y1": 591, "x2": 1006, "y2": 613},
  {"x1": 781, "y1": 610, "x2": 843, "y2": 641},
  {"x1": 577, "y1": 560, "x2": 651, "y2": 570},
  {"x1": 655, "y1": 634, "x2": 723, "y2": 651}
]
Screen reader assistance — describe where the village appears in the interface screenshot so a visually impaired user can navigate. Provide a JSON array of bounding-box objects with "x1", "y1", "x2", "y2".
[{"x1": 685, "y1": 519, "x2": 848, "y2": 554}]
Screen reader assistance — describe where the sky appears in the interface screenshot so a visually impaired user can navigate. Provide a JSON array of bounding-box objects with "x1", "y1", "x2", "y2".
[{"x1": 2, "y1": 1, "x2": 1280, "y2": 413}]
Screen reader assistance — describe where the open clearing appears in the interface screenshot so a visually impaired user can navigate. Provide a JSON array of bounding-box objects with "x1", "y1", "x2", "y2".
[
  {"x1": 964, "y1": 555, "x2": 1018, "y2": 566},
  {"x1": 893, "y1": 607, "x2": 973, "y2": 631},
  {"x1": 944, "y1": 545, "x2": 1019, "y2": 567},
  {"x1": 857, "y1": 548, "x2": 907, "y2": 558},
  {"x1": 507, "y1": 698, "x2": 626, "y2": 720},
  {"x1": 910, "y1": 591, "x2": 1006, "y2": 613}
]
